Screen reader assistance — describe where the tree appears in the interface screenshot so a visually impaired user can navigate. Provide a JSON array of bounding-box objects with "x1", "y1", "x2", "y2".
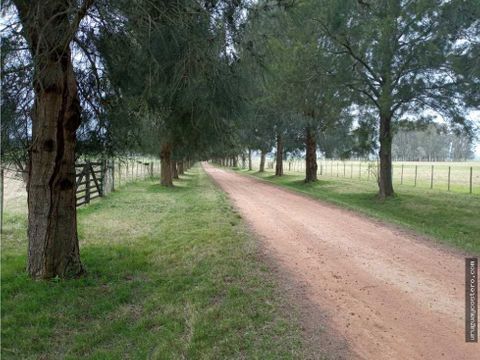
[
  {"x1": 100, "y1": 0, "x2": 247, "y2": 185},
  {"x1": 318, "y1": 0, "x2": 479, "y2": 198},
  {"x1": 6, "y1": 0, "x2": 96, "y2": 278}
]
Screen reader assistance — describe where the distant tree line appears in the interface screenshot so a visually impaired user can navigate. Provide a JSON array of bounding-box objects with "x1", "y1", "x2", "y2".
[{"x1": 392, "y1": 124, "x2": 475, "y2": 161}]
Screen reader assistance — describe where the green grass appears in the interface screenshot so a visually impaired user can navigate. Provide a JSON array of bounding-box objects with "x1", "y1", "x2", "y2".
[
  {"x1": 1, "y1": 166, "x2": 303, "y2": 359},
  {"x1": 234, "y1": 168, "x2": 480, "y2": 254}
]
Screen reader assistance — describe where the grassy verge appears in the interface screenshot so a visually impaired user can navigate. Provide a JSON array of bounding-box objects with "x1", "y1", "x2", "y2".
[
  {"x1": 233, "y1": 168, "x2": 480, "y2": 254},
  {"x1": 1, "y1": 166, "x2": 303, "y2": 359}
]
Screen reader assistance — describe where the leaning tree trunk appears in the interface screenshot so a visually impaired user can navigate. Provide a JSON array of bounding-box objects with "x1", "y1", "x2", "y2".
[
  {"x1": 259, "y1": 151, "x2": 266, "y2": 173},
  {"x1": 275, "y1": 134, "x2": 284, "y2": 176},
  {"x1": 16, "y1": 0, "x2": 93, "y2": 279},
  {"x1": 248, "y1": 149, "x2": 252, "y2": 171},
  {"x1": 305, "y1": 127, "x2": 318, "y2": 183},
  {"x1": 160, "y1": 143, "x2": 173, "y2": 186},
  {"x1": 172, "y1": 160, "x2": 179, "y2": 179},
  {"x1": 378, "y1": 113, "x2": 394, "y2": 198},
  {"x1": 178, "y1": 160, "x2": 184, "y2": 175}
]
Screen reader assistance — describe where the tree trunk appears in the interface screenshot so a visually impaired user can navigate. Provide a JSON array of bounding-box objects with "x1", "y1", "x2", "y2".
[
  {"x1": 259, "y1": 151, "x2": 266, "y2": 172},
  {"x1": 248, "y1": 149, "x2": 252, "y2": 171},
  {"x1": 178, "y1": 160, "x2": 184, "y2": 175},
  {"x1": 378, "y1": 114, "x2": 394, "y2": 198},
  {"x1": 232, "y1": 156, "x2": 238, "y2": 168},
  {"x1": 241, "y1": 153, "x2": 246, "y2": 169},
  {"x1": 305, "y1": 127, "x2": 318, "y2": 183},
  {"x1": 160, "y1": 143, "x2": 173, "y2": 186},
  {"x1": 172, "y1": 159, "x2": 179, "y2": 179},
  {"x1": 275, "y1": 134, "x2": 284, "y2": 176},
  {"x1": 19, "y1": 2, "x2": 88, "y2": 279}
]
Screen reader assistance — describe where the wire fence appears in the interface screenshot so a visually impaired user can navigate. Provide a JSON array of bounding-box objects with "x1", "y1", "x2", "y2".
[{"x1": 250, "y1": 157, "x2": 480, "y2": 195}]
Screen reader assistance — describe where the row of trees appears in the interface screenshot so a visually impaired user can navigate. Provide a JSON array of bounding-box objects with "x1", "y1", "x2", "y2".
[
  {"x1": 225, "y1": 0, "x2": 479, "y2": 195},
  {"x1": 1, "y1": 0, "x2": 479, "y2": 278},
  {"x1": 1, "y1": 0, "x2": 249, "y2": 278}
]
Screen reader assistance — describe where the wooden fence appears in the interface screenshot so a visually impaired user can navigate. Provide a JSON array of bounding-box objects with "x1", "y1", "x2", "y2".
[
  {"x1": 74, "y1": 157, "x2": 161, "y2": 207},
  {"x1": 75, "y1": 161, "x2": 104, "y2": 207}
]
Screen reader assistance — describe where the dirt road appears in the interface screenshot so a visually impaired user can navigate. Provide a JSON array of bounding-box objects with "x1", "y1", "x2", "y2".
[{"x1": 203, "y1": 163, "x2": 479, "y2": 360}]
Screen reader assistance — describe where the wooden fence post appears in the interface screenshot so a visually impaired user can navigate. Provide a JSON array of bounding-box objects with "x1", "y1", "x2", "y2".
[
  {"x1": 430, "y1": 165, "x2": 434, "y2": 189},
  {"x1": 359, "y1": 163, "x2": 362, "y2": 178},
  {"x1": 118, "y1": 162, "x2": 122, "y2": 187},
  {"x1": 447, "y1": 166, "x2": 451, "y2": 192},
  {"x1": 470, "y1": 167, "x2": 473, "y2": 194},
  {"x1": 111, "y1": 159, "x2": 115, "y2": 192},
  {"x1": 414, "y1": 165, "x2": 418, "y2": 187},
  {"x1": 0, "y1": 167, "x2": 4, "y2": 236},
  {"x1": 85, "y1": 162, "x2": 91, "y2": 204},
  {"x1": 337, "y1": 162, "x2": 339, "y2": 177},
  {"x1": 400, "y1": 164, "x2": 404, "y2": 185}
]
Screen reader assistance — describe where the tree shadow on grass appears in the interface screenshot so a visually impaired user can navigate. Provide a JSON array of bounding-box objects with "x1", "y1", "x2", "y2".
[
  {"x1": 289, "y1": 178, "x2": 336, "y2": 187},
  {"x1": 146, "y1": 183, "x2": 191, "y2": 193},
  {"x1": 0, "y1": 243, "x2": 155, "y2": 354}
]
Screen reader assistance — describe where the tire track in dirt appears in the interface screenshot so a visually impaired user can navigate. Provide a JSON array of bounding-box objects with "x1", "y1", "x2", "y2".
[{"x1": 203, "y1": 163, "x2": 479, "y2": 360}]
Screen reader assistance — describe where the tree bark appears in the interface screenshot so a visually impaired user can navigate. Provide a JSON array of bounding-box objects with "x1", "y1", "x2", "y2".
[
  {"x1": 178, "y1": 160, "x2": 184, "y2": 175},
  {"x1": 248, "y1": 149, "x2": 252, "y2": 171},
  {"x1": 232, "y1": 156, "x2": 238, "y2": 168},
  {"x1": 160, "y1": 143, "x2": 173, "y2": 186},
  {"x1": 15, "y1": 0, "x2": 92, "y2": 278},
  {"x1": 259, "y1": 150, "x2": 266, "y2": 172},
  {"x1": 241, "y1": 153, "x2": 246, "y2": 169},
  {"x1": 378, "y1": 114, "x2": 394, "y2": 198},
  {"x1": 305, "y1": 127, "x2": 318, "y2": 183},
  {"x1": 275, "y1": 134, "x2": 284, "y2": 176},
  {"x1": 172, "y1": 159, "x2": 179, "y2": 179}
]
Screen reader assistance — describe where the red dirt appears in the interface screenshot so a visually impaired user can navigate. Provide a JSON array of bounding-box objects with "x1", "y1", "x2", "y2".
[{"x1": 203, "y1": 163, "x2": 479, "y2": 360}]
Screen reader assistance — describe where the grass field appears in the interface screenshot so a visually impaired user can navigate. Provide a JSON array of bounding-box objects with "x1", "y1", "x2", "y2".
[
  {"x1": 253, "y1": 158, "x2": 480, "y2": 194},
  {"x1": 234, "y1": 167, "x2": 480, "y2": 254},
  {"x1": 1, "y1": 167, "x2": 304, "y2": 359}
]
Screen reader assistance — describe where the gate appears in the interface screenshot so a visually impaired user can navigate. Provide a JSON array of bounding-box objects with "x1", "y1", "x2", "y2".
[{"x1": 75, "y1": 161, "x2": 103, "y2": 207}]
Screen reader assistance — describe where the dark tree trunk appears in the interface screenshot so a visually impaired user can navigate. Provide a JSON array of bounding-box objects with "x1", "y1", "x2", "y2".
[
  {"x1": 232, "y1": 156, "x2": 238, "y2": 167},
  {"x1": 378, "y1": 114, "x2": 394, "y2": 198},
  {"x1": 275, "y1": 134, "x2": 284, "y2": 176},
  {"x1": 172, "y1": 159, "x2": 179, "y2": 179},
  {"x1": 259, "y1": 151, "x2": 266, "y2": 172},
  {"x1": 241, "y1": 153, "x2": 246, "y2": 169},
  {"x1": 178, "y1": 161, "x2": 184, "y2": 175},
  {"x1": 15, "y1": 0, "x2": 93, "y2": 278},
  {"x1": 248, "y1": 149, "x2": 252, "y2": 171},
  {"x1": 160, "y1": 143, "x2": 173, "y2": 186},
  {"x1": 305, "y1": 127, "x2": 318, "y2": 183}
]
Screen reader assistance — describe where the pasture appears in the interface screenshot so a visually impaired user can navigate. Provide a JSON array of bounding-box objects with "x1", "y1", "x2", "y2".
[{"x1": 255, "y1": 158, "x2": 480, "y2": 194}]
